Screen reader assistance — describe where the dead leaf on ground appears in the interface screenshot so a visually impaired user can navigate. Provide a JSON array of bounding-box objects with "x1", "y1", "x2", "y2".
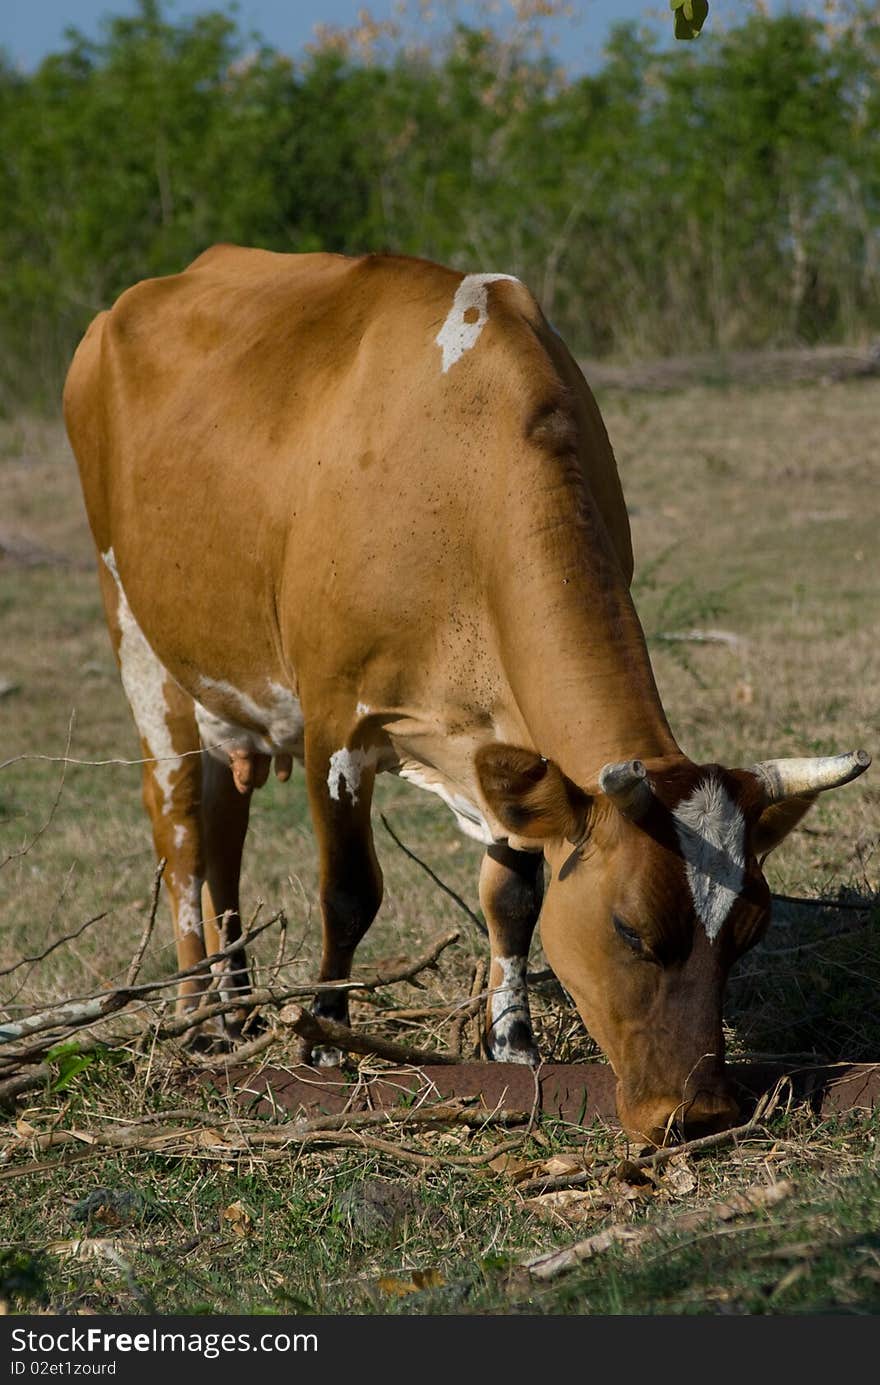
[
  {"x1": 487, "y1": 1153, "x2": 532, "y2": 1182},
  {"x1": 192, "y1": 1128, "x2": 231, "y2": 1149},
  {"x1": 536, "y1": 1155, "x2": 585, "y2": 1178},
  {"x1": 377, "y1": 1268, "x2": 444, "y2": 1297},
  {"x1": 222, "y1": 1201, "x2": 253, "y2": 1237},
  {"x1": 663, "y1": 1156, "x2": 697, "y2": 1197},
  {"x1": 525, "y1": 1188, "x2": 615, "y2": 1222}
]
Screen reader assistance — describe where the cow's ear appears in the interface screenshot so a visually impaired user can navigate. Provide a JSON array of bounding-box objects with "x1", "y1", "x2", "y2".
[
  {"x1": 475, "y1": 745, "x2": 590, "y2": 844},
  {"x1": 752, "y1": 794, "x2": 816, "y2": 857}
]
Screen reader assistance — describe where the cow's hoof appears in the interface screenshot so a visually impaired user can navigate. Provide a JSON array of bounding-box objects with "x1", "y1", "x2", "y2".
[
  {"x1": 310, "y1": 1045, "x2": 346, "y2": 1068},
  {"x1": 487, "y1": 1036, "x2": 540, "y2": 1066}
]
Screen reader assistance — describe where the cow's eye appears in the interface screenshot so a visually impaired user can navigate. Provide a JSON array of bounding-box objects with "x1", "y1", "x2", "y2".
[{"x1": 613, "y1": 915, "x2": 644, "y2": 952}]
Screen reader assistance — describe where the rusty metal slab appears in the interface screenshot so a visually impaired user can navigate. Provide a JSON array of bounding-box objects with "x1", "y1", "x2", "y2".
[{"x1": 209, "y1": 1059, "x2": 880, "y2": 1125}]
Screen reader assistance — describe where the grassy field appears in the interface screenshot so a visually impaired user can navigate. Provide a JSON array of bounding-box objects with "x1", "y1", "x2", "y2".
[{"x1": 0, "y1": 370, "x2": 878, "y2": 1315}]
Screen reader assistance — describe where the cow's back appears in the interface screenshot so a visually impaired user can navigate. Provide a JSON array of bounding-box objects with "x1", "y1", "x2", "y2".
[{"x1": 64, "y1": 247, "x2": 633, "y2": 710}]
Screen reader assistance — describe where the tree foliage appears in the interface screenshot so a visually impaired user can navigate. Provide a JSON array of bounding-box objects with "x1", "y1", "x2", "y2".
[{"x1": 1, "y1": 1, "x2": 878, "y2": 408}]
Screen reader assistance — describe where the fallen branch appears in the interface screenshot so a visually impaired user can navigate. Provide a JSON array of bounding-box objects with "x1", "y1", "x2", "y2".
[
  {"x1": 770, "y1": 891, "x2": 874, "y2": 912},
  {"x1": 515, "y1": 1083, "x2": 785, "y2": 1198},
  {"x1": 523, "y1": 1179, "x2": 794, "y2": 1281},
  {"x1": 0, "y1": 915, "x2": 281, "y2": 1050},
  {"x1": 142, "y1": 928, "x2": 460, "y2": 1044},
  {"x1": 0, "y1": 1107, "x2": 529, "y2": 1179},
  {"x1": 278, "y1": 1004, "x2": 461, "y2": 1066}
]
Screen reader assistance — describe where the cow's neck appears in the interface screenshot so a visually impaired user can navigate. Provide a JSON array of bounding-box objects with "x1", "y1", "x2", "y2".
[{"x1": 491, "y1": 469, "x2": 680, "y2": 786}]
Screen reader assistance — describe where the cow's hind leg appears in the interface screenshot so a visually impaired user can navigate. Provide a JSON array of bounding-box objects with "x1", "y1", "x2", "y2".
[
  {"x1": 199, "y1": 753, "x2": 254, "y2": 1022},
  {"x1": 98, "y1": 552, "x2": 213, "y2": 1014},
  {"x1": 304, "y1": 726, "x2": 383, "y2": 1065},
  {"x1": 479, "y1": 843, "x2": 544, "y2": 1065}
]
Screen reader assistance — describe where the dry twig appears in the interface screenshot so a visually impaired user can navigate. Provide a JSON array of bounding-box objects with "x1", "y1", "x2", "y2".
[
  {"x1": 523, "y1": 1179, "x2": 794, "y2": 1281},
  {"x1": 278, "y1": 1004, "x2": 460, "y2": 1066},
  {"x1": 380, "y1": 813, "x2": 487, "y2": 936},
  {"x1": 124, "y1": 859, "x2": 165, "y2": 987}
]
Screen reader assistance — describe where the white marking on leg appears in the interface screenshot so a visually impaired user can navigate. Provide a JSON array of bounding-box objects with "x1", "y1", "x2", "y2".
[
  {"x1": 174, "y1": 874, "x2": 204, "y2": 938},
  {"x1": 488, "y1": 955, "x2": 535, "y2": 1063},
  {"x1": 672, "y1": 776, "x2": 746, "y2": 942},
  {"x1": 356, "y1": 701, "x2": 371, "y2": 717},
  {"x1": 102, "y1": 548, "x2": 179, "y2": 808},
  {"x1": 327, "y1": 747, "x2": 378, "y2": 805},
  {"x1": 173, "y1": 824, "x2": 187, "y2": 850},
  {"x1": 435, "y1": 273, "x2": 519, "y2": 373}
]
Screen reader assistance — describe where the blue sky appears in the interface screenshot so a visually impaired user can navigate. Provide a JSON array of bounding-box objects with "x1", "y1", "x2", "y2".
[
  {"x1": 1, "y1": 2, "x2": 820, "y2": 73},
  {"x1": 0, "y1": 2, "x2": 816, "y2": 74},
  {"x1": 2, "y1": 2, "x2": 650, "y2": 72}
]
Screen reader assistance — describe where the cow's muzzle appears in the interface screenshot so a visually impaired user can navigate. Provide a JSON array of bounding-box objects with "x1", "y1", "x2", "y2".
[{"x1": 616, "y1": 1066, "x2": 741, "y2": 1147}]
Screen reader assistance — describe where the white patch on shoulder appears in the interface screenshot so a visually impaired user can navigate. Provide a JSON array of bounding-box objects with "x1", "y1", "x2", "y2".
[
  {"x1": 435, "y1": 272, "x2": 519, "y2": 373},
  {"x1": 397, "y1": 764, "x2": 494, "y2": 843},
  {"x1": 102, "y1": 548, "x2": 179, "y2": 808},
  {"x1": 327, "y1": 747, "x2": 378, "y2": 805},
  {"x1": 356, "y1": 702, "x2": 371, "y2": 717},
  {"x1": 195, "y1": 677, "x2": 304, "y2": 765},
  {"x1": 173, "y1": 824, "x2": 187, "y2": 851},
  {"x1": 672, "y1": 776, "x2": 746, "y2": 943}
]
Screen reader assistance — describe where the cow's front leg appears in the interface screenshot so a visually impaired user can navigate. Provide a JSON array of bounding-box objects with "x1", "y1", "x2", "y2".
[
  {"x1": 305, "y1": 727, "x2": 384, "y2": 1065},
  {"x1": 479, "y1": 842, "x2": 544, "y2": 1065}
]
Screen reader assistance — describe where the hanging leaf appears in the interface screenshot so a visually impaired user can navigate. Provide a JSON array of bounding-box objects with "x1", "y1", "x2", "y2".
[{"x1": 671, "y1": 0, "x2": 709, "y2": 39}]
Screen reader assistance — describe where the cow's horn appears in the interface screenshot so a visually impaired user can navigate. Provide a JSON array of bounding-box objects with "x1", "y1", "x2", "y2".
[
  {"x1": 598, "y1": 759, "x2": 653, "y2": 821},
  {"x1": 751, "y1": 749, "x2": 871, "y2": 804}
]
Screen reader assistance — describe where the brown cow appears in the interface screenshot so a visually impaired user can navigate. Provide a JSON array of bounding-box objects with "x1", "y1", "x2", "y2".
[{"x1": 63, "y1": 246, "x2": 870, "y2": 1144}]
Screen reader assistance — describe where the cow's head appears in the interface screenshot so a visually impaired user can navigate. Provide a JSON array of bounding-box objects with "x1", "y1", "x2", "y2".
[{"x1": 476, "y1": 744, "x2": 870, "y2": 1145}]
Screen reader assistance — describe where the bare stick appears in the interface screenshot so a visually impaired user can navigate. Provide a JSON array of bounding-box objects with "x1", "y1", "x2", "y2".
[
  {"x1": 288, "y1": 1104, "x2": 528, "y2": 1134},
  {"x1": 619, "y1": 1085, "x2": 781, "y2": 1176},
  {"x1": 515, "y1": 1085, "x2": 786, "y2": 1199},
  {"x1": 523, "y1": 1180, "x2": 794, "y2": 1281},
  {"x1": 189, "y1": 1027, "x2": 284, "y2": 1069},
  {"x1": 0, "y1": 911, "x2": 109, "y2": 981},
  {"x1": 380, "y1": 813, "x2": 488, "y2": 937},
  {"x1": 0, "y1": 913, "x2": 281, "y2": 1045},
  {"x1": 0, "y1": 1025, "x2": 132, "y2": 1107},
  {"x1": 0, "y1": 1120, "x2": 527, "y2": 1179},
  {"x1": 125, "y1": 859, "x2": 166, "y2": 987},
  {"x1": 0, "y1": 914, "x2": 278, "y2": 1052},
  {"x1": 0, "y1": 928, "x2": 461, "y2": 1084},
  {"x1": 267, "y1": 908, "x2": 289, "y2": 986},
  {"x1": 0, "y1": 1064, "x2": 53, "y2": 1108},
  {"x1": 140, "y1": 928, "x2": 462, "y2": 1044},
  {"x1": 451, "y1": 960, "x2": 487, "y2": 1059},
  {"x1": 516, "y1": 1160, "x2": 597, "y2": 1198},
  {"x1": 770, "y1": 891, "x2": 873, "y2": 912},
  {"x1": 278, "y1": 1004, "x2": 461, "y2": 1066}
]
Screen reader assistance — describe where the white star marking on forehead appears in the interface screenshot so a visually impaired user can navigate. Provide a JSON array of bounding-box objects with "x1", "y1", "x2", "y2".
[{"x1": 672, "y1": 775, "x2": 746, "y2": 943}]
